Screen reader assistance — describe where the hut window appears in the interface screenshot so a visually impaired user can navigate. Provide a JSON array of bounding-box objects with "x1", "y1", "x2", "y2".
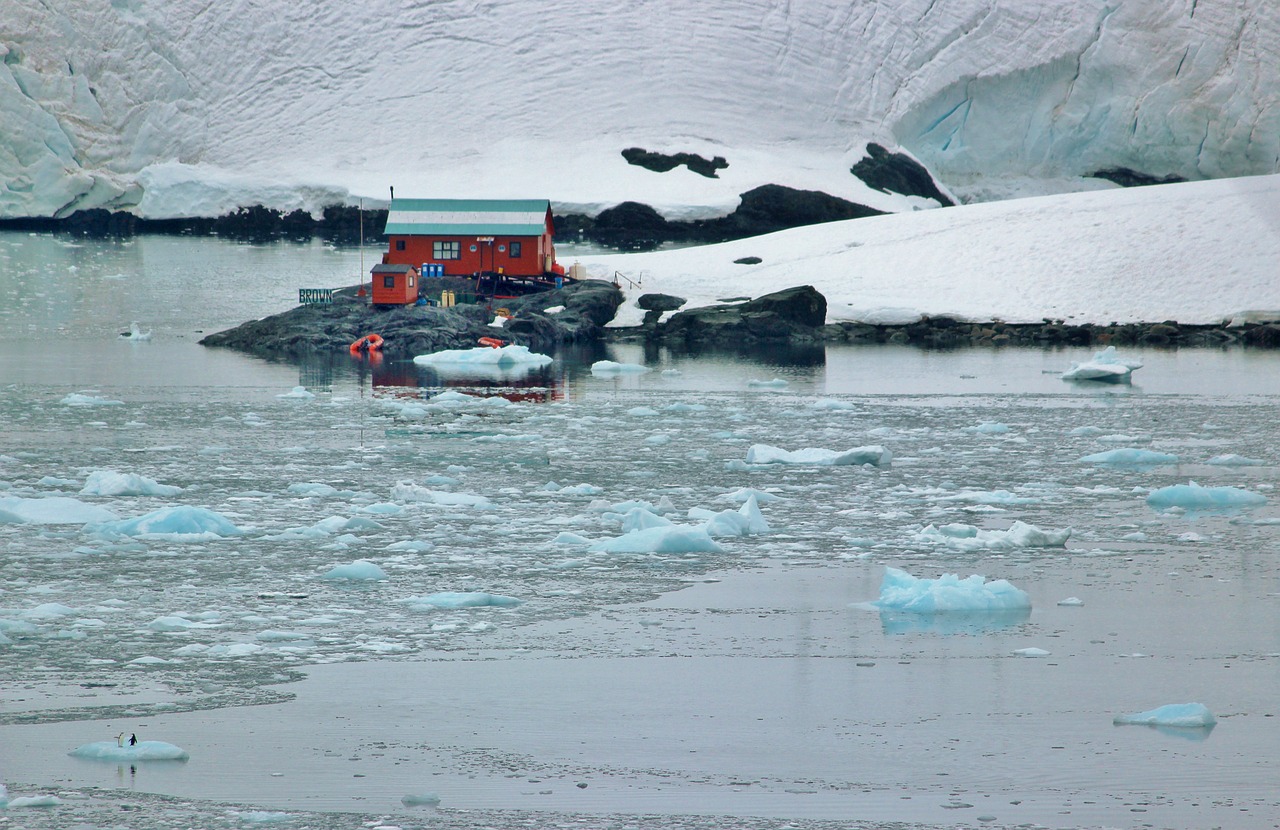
[
  {"x1": 395, "y1": 240, "x2": 405, "y2": 251},
  {"x1": 510, "y1": 241, "x2": 522, "y2": 258},
  {"x1": 433, "y1": 241, "x2": 460, "y2": 259},
  {"x1": 383, "y1": 275, "x2": 395, "y2": 288}
]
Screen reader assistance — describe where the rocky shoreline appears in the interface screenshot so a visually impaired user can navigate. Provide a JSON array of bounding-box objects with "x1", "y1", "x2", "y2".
[{"x1": 199, "y1": 279, "x2": 1280, "y2": 360}]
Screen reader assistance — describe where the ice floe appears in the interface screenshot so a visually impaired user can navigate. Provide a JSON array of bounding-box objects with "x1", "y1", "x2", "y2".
[
  {"x1": 915, "y1": 520, "x2": 1071, "y2": 551},
  {"x1": 0, "y1": 496, "x2": 118, "y2": 524},
  {"x1": 89, "y1": 506, "x2": 246, "y2": 539},
  {"x1": 1061, "y1": 346, "x2": 1143, "y2": 382},
  {"x1": 1113, "y1": 702, "x2": 1217, "y2": 728},
  {"x1": 745, "y1": 443, "x2": 892, "y2": 467},
  {"x1": 1146, "y1": 481, "x2": 1267, "y2": 511},
  {"x1": 1079, "y1": 448, "x2": 1180, "y2": 466},
  {"x1": 873, "y1": 566, "x2": 1032, "y2": 613},
  {"x1": 322, "y1": 560, "x2": 389, "y2": 581},
  {"x1": 80, "y1": 470, "x2": 182, "y2": 497},
  {"x1": 69, "y1": 740, "x2": 191, "y2": 761}
]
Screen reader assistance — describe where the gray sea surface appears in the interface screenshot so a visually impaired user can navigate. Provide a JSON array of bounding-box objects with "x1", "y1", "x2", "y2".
[{"x1": 2, "y1": 231, "x2": 1279, "y2": 829}]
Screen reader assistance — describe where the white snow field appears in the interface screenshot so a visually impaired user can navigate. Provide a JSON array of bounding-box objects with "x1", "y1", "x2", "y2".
[{"x1": 3, "y1": 1, "x2": 1278, "y2": 218}]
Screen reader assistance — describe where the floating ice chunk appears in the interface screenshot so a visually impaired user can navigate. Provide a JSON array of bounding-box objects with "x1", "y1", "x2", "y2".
[
  {"x1": 6, "y1": 795, "x2": 62, "y2": 808},
  {"x1": 122, "y1": 322, "x2": 152, "y2": 341},
  {"x1": 932, "y1": 489, "x2": 1041, "y2": 505},
  {"x1": 1080, "y1": 448, "x2": 1179, "y2": 466},
  {"x1": 873, "y1": 567, "x2": 1032, "y2": 613},
  {"x1": 1146, "y1": 481, "x2": 1267, "y2": 511},
  {"x1": 23, "y1": 603, "x2": 78, "y2": 619},
  {"x1": 402, "y1": 792, "x2": 442, "y2": 806},
  {"x1": 1062, "y1": 346, "x2": 1143, "y2": 382},
  {"x1": 664, "y1": 402, "x2": 707, "y2": 412},
  {"x1": 148, "y1": 615, "x2": 218, "y2": 632},
  {"x1": 276, "y1": 386, "x2": 315, "y2": 399},
  {"x1": 256, "y1": 630, "x2": 312, "y2": 643},
  {"x1": 1113, "y1": 703, "x2": 1216, "y2": 728},
  {"x1": 661, "y1": 369, "x2": 682, "y2": 377},
  {"x1": 0, "y1": 496, "x2": 118, "y2": 524},
  {"x1": 718, "y1": 487, "x2": 782, "y2": 503},
  {"x1": 551, "y1": 531, "x2": 591, "y2": 546},
  {"x1": 747, "y1": 378, "x2": 788, "y2": 388},
  {"x1": 415, "y1": 344, "x2": 552, "y2": 367},
  {"x1": 812, "y1": 398, "x2": 856, "y2": 411},
  {"x1": 1205, "y1": 453, "x2": 1266, "y2": 466},
  {"x1": 589, "y1": 525, "x2": 725, "y2": 554},
  {"x1": 358, "y1": 502, "x2": 404, "y2": 515},
  {"x1": 386, "y1": 540, "x2": 434, "y2": 552},
  {"x1": 391, "y1": 482, "x2": 492, "y2": 508},
  {"x1": 69, "y1": 740, "x2": 190, "y2": 761},
  {"x1": 61, "y1": 392, "x2": 124, "y2": 406},
  {"x1": 81, "y1": 470, "x2": 182, "y2": 497},
  {"x1": 746, "y1": 443, "x2": 892, "y2": 467},
  {"x1": 967, "y1": 422, "x2": 1010, "y2": 434},
  {"x1": 1057, "y1": 597, "x2": 1085, "y2": 606},
  {"x1": 1013, "y1": 647, "x2": 1051, "y2": 657},
  {"x1": 232, "y1": 811, "x2": 295, "y2": 823},
  {"x1": 916, "y1": 520, "x2": 1070, "y2": 550},
  {"x1": 621, "y1": 507, "x2": 675, "y2": 532},
  {"x1": 691, "y1": 495, "x2": 770, "y2": 537},
  {"x1": 323, "y1": 560, "x2": 389, "y2": 581},
  {"x1": 627, "y1": 406, "x2": 659, "y2": 416},
  {"x1": 1068, "y1": 426, "x2": 1106, "y2": 436},
  {"x1": 91, "y1": 506, "x2": 244, "y2": 539},
  {"x1": 401, "y1": 592, "x2": 523, "y2": 609},
  {"x1": 549, "y1": 482, "x2": 602, "y2": 496},
  {"x1": 590, "y1": 360, "x2": 649, "y2": 375}
]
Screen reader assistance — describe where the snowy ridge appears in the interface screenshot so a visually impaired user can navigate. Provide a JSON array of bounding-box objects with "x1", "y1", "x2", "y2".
[{"x1": 2, "y1": 0, "x2": 1277, "y2": 218}]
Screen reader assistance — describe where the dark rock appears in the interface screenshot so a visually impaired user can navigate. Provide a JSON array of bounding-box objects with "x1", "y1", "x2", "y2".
[
  {"x1": 1090, "y1": 168, "x2": 1189, "y2": 188},
  {"x1": 850, "y1": 143, "x2": 955, "y2": 206},
  {"x1": 734, "y1": 256, "x2": 762, "y2": 265},
  {"x1": 1242, "y1": 324, "x2": 1280, "y2": 348},
  {"x1": 200, "y1": 279, "x2": 623, "y2": 358},
  {"x1": 657, "y1": 285, "x2": 827, "y2": 345},
  {"x1": 637, "y1": 293, "x2": 686, "y2": 312},
  {"x1": 621, "y1": 147, "x2": 729, "y2": 178}
]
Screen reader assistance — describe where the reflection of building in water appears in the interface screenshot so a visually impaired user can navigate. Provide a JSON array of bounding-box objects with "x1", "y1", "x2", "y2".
[{"x1": 371, "y1": 358, "x2": 568, "y2": 403}]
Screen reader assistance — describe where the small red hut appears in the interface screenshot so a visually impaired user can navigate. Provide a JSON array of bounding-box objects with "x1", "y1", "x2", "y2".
[
  {"x1": 382, "y1": 198, "x2": 559, "y2": 285},
  {"x1": 370, "y1": 262, "x2": 418, "y2": 306}
]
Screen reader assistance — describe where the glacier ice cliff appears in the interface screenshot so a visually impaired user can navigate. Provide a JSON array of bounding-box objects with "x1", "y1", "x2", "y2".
[{"x1": 1, "y1": 0, "x2": 1277, "y2": 219}]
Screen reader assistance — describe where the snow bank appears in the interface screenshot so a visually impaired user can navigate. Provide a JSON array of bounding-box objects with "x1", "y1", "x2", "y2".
[
  {"x1": 1113, "y1": 703, "x2": 1217, "y2": 728},
  {"x1": 873, "y1": 567, "x2": 1031, "y2": 614},
  {"x1": 68, "y1": 740, "x2": 190, "y2": 761},
  {"x1": 746, "y1": 443, "x2": 891, "y2": 467}
]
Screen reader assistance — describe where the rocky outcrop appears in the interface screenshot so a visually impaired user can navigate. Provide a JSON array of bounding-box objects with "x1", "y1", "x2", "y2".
[
  {"x1": 850, "y1": 143, "x2": 955, "y2": 206},
  {"x1": 621, "y1": 148, "x2": 728, "y2": 178},
  {"x1": 654, "y1": 285, "x2": 827, "y2": 345},
  {"x1": 199, "y1": 279, "x2": 623, "y2": 358}
]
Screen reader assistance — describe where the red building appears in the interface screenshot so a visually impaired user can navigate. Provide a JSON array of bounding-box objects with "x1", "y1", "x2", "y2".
[
  {"x1": 382, "y1": 198, "x2": 559, "y2": 282},
  {"x1": 369, "y1": 262, "x2": 419, "y2": 306}
]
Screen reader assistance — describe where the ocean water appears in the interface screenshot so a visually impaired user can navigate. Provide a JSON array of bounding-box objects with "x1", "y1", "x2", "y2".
[{"x1": 2, "y1": 231, "x2": 1280, "y2": 829}]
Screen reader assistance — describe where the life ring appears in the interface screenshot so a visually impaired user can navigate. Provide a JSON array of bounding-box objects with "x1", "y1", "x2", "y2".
[
  {"x1": 477, "y1": 337, "x2": 506, "y2": 349},
  {"x1": 349, "y1": 333, "x2": 384, "y2": 353}
]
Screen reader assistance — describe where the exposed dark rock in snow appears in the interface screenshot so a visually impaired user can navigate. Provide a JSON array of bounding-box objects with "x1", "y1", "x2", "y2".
[
  {"x1": 653, "y1": 285, "x2": 827, "y2": 345},
  {"x1": 199, "y1": 279, "x2": 622, "y2": 358},
  {"x1": 850, "y1": 143, "x2": 956, "y2": 206},
  {"x1": 621, "y1": 147, "x2": 729, "y2": 178},
  {"x1": 1089, "y1": 168, "x2": 1190, "y2": 188},
  {"x1": 734, "y1": 256, "x2": 763, "y2": 264}
]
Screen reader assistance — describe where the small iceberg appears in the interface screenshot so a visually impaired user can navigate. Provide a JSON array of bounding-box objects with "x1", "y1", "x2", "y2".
[
  {"x1": 590, "y1": 360, "x2": 650, "y2": 375},
  {"x1": 1062, "y1": 346, "x2": 1142, "y2": 382},
  {"x1": 1113, "y1": 702, "x2": 1217, "y2": 728},
  {"x1": 121, "y1": 322, "x2": 152, "y2": 341},
  {"x1": 1146, "y1": 481, "x2": 1267, "y2": 511},
  {"x1": 322, "y1": 560, "x2": 389, "y2": 581},
  {"x1": 746, "y1": 443, "x2": 892, "y2": 467},
  {"x1": 89, "y1": 506, "x2": 245, "y2": 540},
  {"x1": 873, "y1": 566, "x2": 1032, "y2": 614},
  {"x1": 1079, "y1": 448, "x2": 1179, "y2": 466},
  {"x1": 414, "y1": 345, "x2": 552, "y2": 381},
  {"x1": 69, "y1": 740, "x2": 190, "y2": 761}
]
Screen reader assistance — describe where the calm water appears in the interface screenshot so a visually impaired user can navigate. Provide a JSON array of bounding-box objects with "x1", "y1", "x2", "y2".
[{"x1": 2, "y1": 231, "x2": 1280, "y2": 829}]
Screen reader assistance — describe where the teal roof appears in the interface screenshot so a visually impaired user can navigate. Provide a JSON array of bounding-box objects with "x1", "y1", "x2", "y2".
[{"x1": 384, "y1": 198, "x2": 551, "y2": 236}]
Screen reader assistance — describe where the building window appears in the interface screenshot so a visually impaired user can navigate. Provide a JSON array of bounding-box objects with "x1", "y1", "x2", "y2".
[
  {"x1": 497, "y1": 244, "x2": 506, "y2": 253},
  {"x1": 395, "y1": 239, "x2": 405, "y2": 251},
  {"x1": 469, "y1": 244, "x2": 478, "y2": 252},
  {"x1": 433, "y1": 240, "x2": 460, "y2": 259},
  {"x1": 409, "y1": 275, "x2": 415, "y2": 287},
  {"x1": 383, "y1": 275, "x2": 395, "y2": 288},
  {"x1": 510, "y1": 241, "x2": 522, "y2": 258}
]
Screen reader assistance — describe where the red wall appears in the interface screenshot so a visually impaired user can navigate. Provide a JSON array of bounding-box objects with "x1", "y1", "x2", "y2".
[{"x1": 385, "y1": 232, "x2": 554, "y2": 277}]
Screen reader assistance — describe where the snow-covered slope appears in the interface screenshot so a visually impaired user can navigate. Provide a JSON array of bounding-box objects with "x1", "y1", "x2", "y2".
[
  {"x1": 2, "y1": 0, "x2": 1277, "y2": 219},
  {"x1": 583, "y1": 174, "x2": 1280, "y2": 327}
]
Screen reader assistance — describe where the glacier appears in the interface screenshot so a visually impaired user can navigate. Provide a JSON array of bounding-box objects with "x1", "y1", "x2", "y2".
[{"x1": 2, "y1": 0, "x2": 1277, "y2": 219}]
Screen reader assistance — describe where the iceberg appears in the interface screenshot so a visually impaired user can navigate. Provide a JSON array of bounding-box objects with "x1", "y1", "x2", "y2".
[
  {"x1": 1079, "y1": 448, "x2": 1179, "y2": 466},
  {"x1": 0, "y1": 496, "x2": 118, "y2": 524},
  {"x1": 414, "y1": 345, "x2": 552, "y2": 380},
  {"x1": 401, "y1": 592, "x2": 523, "y2": 609},
  {"x1": 1062, "y1": 346, "x2": 1143, "y2": 382},
  {"x1": 915, "y1": 520, "x2": 1070, "y2": 551},
  {"x1": 1113, "y1": 702, "x2": 1217, "y2": 728},
  {"x1": 80, "y1": 470, "x2": 182, "y2": 497},
  {"x1": 589, "y1": 525, "x2": 725, "y2": 554},
  {"x1": 89, "y1": 506, "x2": 245, "y2": 539},
  {"x1": 746, "y1": 443, "x2": 892, "y2": 467},
  {"x1": 590, "y1": 360, "x2": 650, "y2": 375},
  {"x1": 1146, "y1": 481, "x2": 1267, "y2": 511},
  {"x1": 69, "y1": 740, "x2": 190, "y2": 761},
  {"x1": 873, "y1": 566, "x2": 1032, "y2": 614},
  {"x1": 322, "y1": 560, "x2": 389, "y2": 581}
]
